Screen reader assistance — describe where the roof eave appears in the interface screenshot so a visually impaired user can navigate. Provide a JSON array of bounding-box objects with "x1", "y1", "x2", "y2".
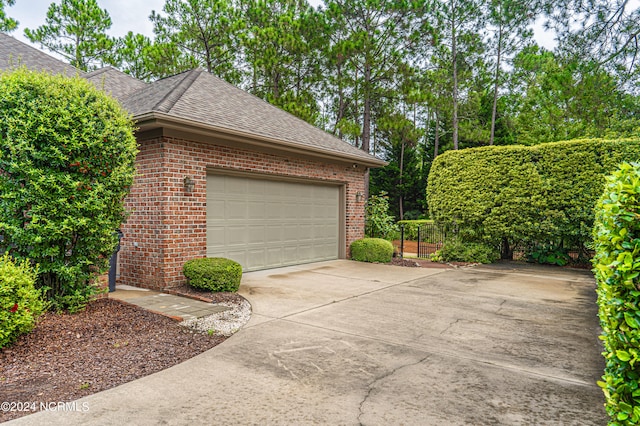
[{"x1": 133, "y1": 111, "x2": 388, "y2": 168}]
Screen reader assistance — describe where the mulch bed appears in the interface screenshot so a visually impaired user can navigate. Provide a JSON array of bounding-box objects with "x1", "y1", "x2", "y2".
[{"x1": 0, "y1": 298, "x2": 226, "y2": 423}]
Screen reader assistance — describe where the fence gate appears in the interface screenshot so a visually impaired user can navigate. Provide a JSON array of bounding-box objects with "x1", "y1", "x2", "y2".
[{"x1": 399, "y1": 223, "x2": 447, "y2": 259}]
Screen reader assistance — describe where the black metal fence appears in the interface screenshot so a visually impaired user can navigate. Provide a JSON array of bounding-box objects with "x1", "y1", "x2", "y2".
[
  {"x1": 397, "y1": 223, "x2": 592, "y2": 265},
  {"x1": 398, "y1": 223, "x2": 448, "y2": 259}
]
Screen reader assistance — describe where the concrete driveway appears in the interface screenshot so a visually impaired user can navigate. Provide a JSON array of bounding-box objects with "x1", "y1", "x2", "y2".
[{"x1": 9, "y1": 260, "x2": 606, "y2": 425}]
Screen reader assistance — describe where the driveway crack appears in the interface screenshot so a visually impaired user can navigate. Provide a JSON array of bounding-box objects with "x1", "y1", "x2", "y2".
[
  {"x1": 439, "y1": 318, "x2": 462, "y2": 336},
  {"x1": 357, "y1": 354, "x2": 431, "y2": 425}
]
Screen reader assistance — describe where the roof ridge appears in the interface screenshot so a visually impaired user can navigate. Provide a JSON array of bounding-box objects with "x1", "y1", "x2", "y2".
[{"x1": 153, "y1": 68, "x2": 203, "y2": 113}]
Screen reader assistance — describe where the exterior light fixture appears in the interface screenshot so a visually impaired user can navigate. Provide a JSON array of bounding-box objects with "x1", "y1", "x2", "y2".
[
  {"x1": 183, "y1": 176, "x2": 195, "y2": 193},
  {"x1": 356, "y1": 191, "x2": 364, "y2": 202}
]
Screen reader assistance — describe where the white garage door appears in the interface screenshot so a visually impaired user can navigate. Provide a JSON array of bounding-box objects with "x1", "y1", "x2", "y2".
[{"x1": 206, "y1": 174, "x2": 340, "y2": 271}]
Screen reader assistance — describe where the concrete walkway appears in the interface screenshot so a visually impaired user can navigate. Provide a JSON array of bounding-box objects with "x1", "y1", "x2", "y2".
[
  {"x1": 9, "y1": 260, "x2": 606, "y2": 425},
  {"x1": 108, "y1": 285, "x2": 230, "y2": 321}
]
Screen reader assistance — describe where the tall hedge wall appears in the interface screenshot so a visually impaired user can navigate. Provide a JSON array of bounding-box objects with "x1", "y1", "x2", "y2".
[
  {"x1": 593, "y1": 162, "x2": 640, "y2": 423},
  {"x1": 427, "y1": 138, "x2": 640, "y2": 258}
]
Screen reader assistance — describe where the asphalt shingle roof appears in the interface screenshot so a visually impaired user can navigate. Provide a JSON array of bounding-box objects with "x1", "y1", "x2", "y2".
[
  {"x1": 0, "y1": 32, "x2": 80, "y2": 76},
  {"x1": 124, "y1": 69, "x2": 383, "y2": 164},
  {"x1": 84, "y1": 67, "x2": 148, "y2": 102},
  {"x1": 0, "y1": 34, "x2": 384, "y2": 166}
]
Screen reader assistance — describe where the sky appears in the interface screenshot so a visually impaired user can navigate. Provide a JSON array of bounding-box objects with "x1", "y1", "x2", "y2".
[{"x1": 6, "y1": 0, "x2": 556, "y2": 50}]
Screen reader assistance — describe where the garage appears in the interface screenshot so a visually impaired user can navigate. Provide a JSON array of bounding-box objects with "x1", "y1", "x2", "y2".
[{"x1": 206, "y1": 173, "x2": 341, "y2": 271}]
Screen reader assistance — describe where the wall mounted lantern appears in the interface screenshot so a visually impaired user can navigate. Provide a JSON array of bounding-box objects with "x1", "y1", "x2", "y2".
[
  {"x1": 183, "y1": 176, "x2": 195, "y2": 193},
  {"x1": 356, "y1": 191, "x2": 364, "y2": 202}
]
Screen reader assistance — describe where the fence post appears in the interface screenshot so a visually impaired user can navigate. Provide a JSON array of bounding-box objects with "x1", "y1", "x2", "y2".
[
  {"x1": 399, "y1": 224, "x2": 404, "y2": 259},
  {"x1": 417, "y1": 226, "x2": 421, "y2": 258}
]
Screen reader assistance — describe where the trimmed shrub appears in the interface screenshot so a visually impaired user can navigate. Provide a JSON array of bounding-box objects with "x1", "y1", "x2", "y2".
[
  {"x1": 0, "y1": 253, "x2": 47, "y2": 348},
  {"x1": 593, "y1": 162, "x2": 640, "y2": 423},
  {"x1": 0, "y1": 69, "x2": 138, "y2": 312},
  {"x1": 183, "y1": 258, "x2": 242, "y2": 292},
  {"x1": 351, "y1": 238, "x2": 394, "y2": 263},
  {"x1": 428, "y1": 138, "x2": 640, "y2": 260},
  {"x1": 437, "y1": 239, "x2": 499, "y2": 264}
]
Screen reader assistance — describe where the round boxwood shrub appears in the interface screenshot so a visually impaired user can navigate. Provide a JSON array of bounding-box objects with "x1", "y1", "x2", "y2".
[
  {"x1": 0, "y1": 253, "x2": 48, "y2": 348},
  {"x1": 351, "y1": 238, "x2": 394, "y2": 263},
  {"x1": 183, "y1": 257, "x2": 242, "y2": 292}
]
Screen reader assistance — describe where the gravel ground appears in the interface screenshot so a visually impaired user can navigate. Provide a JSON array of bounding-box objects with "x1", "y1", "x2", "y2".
[
  {"x1": 181, "y1": 298, "x2": 252, "y2": 336},
  {"x1": 0, "y1": 292, "x2": 249, "y2": 423}
]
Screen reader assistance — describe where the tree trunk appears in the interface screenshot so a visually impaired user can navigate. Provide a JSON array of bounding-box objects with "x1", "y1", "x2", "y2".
[
  {"x1": 490, "y1": 22, "x2": 503, "y2": 146},
  {"x1": 399, "y1": 139, "x2": 405, "y2": 220},
  {"x1": 333, "y1": 62, "x2": 346, "y2": 138},
  {"x1": 501, "y1": 237, "x2": 513, "y2": 260},
  {"x1": 434, "y1": 110, "x2": 440, "y2": 158},
  {"x1": 451, "y1": 8, "x2": 459, "y2": 150},
  {"x1": 362, "y1": 63, "x2": 372, "y2": 153}
]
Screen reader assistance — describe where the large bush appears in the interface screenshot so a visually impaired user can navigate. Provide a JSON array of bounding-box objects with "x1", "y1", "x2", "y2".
[
  {"x1": 427, "y1": 138, "x2": 640, "y2": 260},
  {"x1": 0, "y1": 253, "x2": 47, "y2": 348},
  {"x1": 183, "y1": 258, "x2": 243, "y2": 292},
  {"x1": 593, "y1": 162, "x2": 640, "y2": 424},
  {"x1": 0, "y1": 69, "x2": 138, "y2": 311},
  {"x1": 351, "y1": 238, "x2": 394, "y2": 263}
]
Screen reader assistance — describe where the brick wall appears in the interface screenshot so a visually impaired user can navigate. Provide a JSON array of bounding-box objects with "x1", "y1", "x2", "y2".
[{"x1": 119, "y1": 135, "x2": 367, "y2": 290}]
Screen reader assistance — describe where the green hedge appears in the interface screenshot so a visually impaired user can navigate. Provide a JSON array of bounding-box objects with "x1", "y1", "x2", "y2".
[
  {"x1": 593, "y1": 162, "x2": 640, "y2": 424},
  {"x1": 183, "y1": 258, "x2": 242, "y2": 292},
  {"x1": 0, "y1": 254, "x2": 47, "y2": 348},
  {"x1": 427, "y1": 138, "x2": 640, "y2": 259},
  {"x1": 351, "y1": 238, "x2": 394, "y2": 263}
]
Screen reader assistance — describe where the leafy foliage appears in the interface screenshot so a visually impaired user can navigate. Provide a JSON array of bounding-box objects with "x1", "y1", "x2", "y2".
[
  {"x1": 0, "y1": 69, "x2": 137, "y2": 311},
  {"x1": 150, "y1": 0, "x2": 243, "y2": 84},
  {"x1": 0, "y1": 0, "x2": 17, "y2": 32},
  {"x1": 365, "y1": 191, "x2": 397, "y2": 239},
  {"x1": 527, "y1": 244, "x2": 570, "y2": 266},
  {"x1": 436, "y1": 239, "x2": 499, "y2": 264},
  {"x1": 593, "y1": 162, "x2": 640, "y2": 424},
  {"x1": 427, "y1": 138, "x2": 640, "y2": 260},
  {"x1": 24, "y1": 0, "x2": 115, "y2": 71},
  {"x1": 183, "y1": 257, "x2": 242, "y2": 292},
  {"x1": 350, "y1": 238, "x2": 394, "y2": 263},
  {"x1": 0, "y1": 253, "x2": 47, "y2": 348}
]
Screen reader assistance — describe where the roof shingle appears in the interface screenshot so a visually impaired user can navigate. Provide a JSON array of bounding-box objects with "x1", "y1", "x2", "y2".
[
  {"x1": 0, "y1": 34, "x2": 384, "y2": 166},
  {"x1": 0, "y1": 33, "x2": 80, "y2": 76},
  {"x1": 84, "y1": 67, "x2": 148, "y2": 102}
]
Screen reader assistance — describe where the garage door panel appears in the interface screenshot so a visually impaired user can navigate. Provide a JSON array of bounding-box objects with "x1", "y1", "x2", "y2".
[
  {"x1": 247, "y1": 226, "x2": 265, "y2": 244},
  {"x1": 267, "y1": 248, "x2": 283, "y2": 265},
  {"x1": 248, "y1": 201, "x2": 264, "y2": 217},
  {"x1": 266, "y1": 202, "x2": 282, "y2": 219},
  {"x1": 207, "y1": 174, "x2": 340, "y2": 271},
  {"x1": 226, "y1": 200, "x2": 248, "y2": 219},
  {"x1": 265, "y1": 225, "x2": 283, "y2": 242},
  {"x1": 225, "y1": 177, "x2": 248, "y2": 194}
]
